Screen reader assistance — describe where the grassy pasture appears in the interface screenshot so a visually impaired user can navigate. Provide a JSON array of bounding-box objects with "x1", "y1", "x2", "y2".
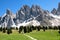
[{"x1": 0, "y1": 30, "x2": 60, "y2": 40}]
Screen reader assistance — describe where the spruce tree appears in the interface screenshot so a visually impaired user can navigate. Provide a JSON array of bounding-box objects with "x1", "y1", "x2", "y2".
[
  {"x1": 43, "y1": 26, "x2": 45, "y2": 32},
  {"x1": 3, "y1": 27, "x2": 6, "y2": 33}
]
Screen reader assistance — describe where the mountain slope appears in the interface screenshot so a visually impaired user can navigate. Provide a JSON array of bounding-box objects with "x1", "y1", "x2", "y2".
[{"x1": 1, "y1": 3, "x2": 60, "y2": 28}]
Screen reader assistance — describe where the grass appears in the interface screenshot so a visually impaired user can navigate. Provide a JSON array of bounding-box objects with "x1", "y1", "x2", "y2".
[
  {"x1": 0, "y1": 30, "x2": 60, "y2": 40},
  {"x1": 26, "y1": 30, "x2": 60, "y2": 40},
  {"x1": 0, "y1": 30, "x2": 31, "y2": 40}
]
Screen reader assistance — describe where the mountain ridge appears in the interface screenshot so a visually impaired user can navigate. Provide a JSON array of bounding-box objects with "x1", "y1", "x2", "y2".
[{"x1": 0, "y1": 3, "x2": 60, "y2": 28}]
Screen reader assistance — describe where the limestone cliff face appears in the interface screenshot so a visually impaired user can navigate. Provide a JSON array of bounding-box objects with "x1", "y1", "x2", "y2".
[{"x1": 1, "y1": 3, "x2": 60, "y2": 27}]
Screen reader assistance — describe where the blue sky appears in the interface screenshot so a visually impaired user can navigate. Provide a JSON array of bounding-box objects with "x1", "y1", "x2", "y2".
[{"x1": 0, "y1": 0, "x2": 60, "y2": 16}]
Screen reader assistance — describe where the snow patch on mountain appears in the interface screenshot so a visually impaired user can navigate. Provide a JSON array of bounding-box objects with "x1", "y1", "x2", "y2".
[
  {"x1": 21, "y1": 11, "x2": 25, "y2": 15},
  {"x1": 2, "y1": 13, "x2": 6, "y2": 18},
  {"x1": 49, "y1": 13, "x2": 60, "y2": 19},
  {"x1": 49, "y1": 13, "x2": 60, "y2": 26},
  {"x1": 49, "y1": 19, "x2": 60, "y2": 26},
  {"x1": 16, "y1": 20, "x2": 40, "y2": 28}
]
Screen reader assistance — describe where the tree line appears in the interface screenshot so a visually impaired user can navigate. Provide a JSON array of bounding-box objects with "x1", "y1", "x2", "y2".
[{"x1": 0, "y1": 25, "x2": 60, "y2": 34}]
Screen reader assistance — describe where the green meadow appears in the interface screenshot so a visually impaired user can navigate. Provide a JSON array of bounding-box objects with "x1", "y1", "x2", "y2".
[{"x1": 0, "y1": 30, "x2": 60, "y2": 40}]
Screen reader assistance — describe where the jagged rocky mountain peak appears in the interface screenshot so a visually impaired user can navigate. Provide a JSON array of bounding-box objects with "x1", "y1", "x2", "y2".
[
  {"x1": 0, "y1": 3, "x2": 60, "y2": 28},
  {"x1": 31, "y1": 5, "x2": 41, "y2": 12},
  {"x1": 51, "y1": 8, "x2": 57, "y2": 14},
  {"x1": 57, "y1": 2, "x2": 60, "y2": 11},
  {"x1": 56, "y1": 2, "x2": 60, "y2": 15},
  {"x1": 6, "y1": 9, "x2": 12, "y2": 15}
]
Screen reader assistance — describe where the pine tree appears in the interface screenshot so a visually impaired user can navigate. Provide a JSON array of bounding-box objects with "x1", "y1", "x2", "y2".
[
  {"x1": 36, "y1": 26, "x2": 40, "y2": 31},
  {"x1": 23, "y1": 27, "x2": 27, "y2": 33},
  {"x1": 30, "y1": 26, "x2": 32, "y2": 32},
  {"x1": 58, "y1": 26, "x2": 60, "y2": 34},
  {"x1": 0, "y1": 27, "x2": 2, "y2": 31},
  {"x1": 3, "y1": 27, "x2": 6, "y2": 33},
  {"x1": 43, "y1": 26, "x2": 45, "y2": 32},
  {"x1": 19, "y1": 26, "x2": 23, "y2": 33}
]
